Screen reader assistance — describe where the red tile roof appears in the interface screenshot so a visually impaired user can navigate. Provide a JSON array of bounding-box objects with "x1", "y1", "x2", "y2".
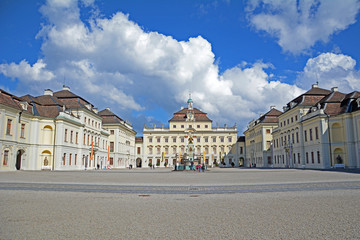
[{"x1": 169, "y1": 108, "x2": 212, "y2": 122}]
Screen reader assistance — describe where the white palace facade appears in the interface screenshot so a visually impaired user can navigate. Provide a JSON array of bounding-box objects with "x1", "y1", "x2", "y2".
[
  {"x1": 136, "y1": 97, "x2": 239, "y2": 168},
  {"x1": 0, "y1": 86, "x2": 136, "y2": 171}
]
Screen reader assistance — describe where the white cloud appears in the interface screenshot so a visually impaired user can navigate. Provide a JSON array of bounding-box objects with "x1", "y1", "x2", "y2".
[
  {"x1": 297, "y1": 52, "x2": 360, "y2": 92},
  {"x1": 246, "y1": 0, "x2": 360, "y2": 54},
  {"x1": 1, "y1": 0, "x2": 306, "y2": 133},
  {"x1": 0, "y1": 59, "x2": 55, "y2": 82}
]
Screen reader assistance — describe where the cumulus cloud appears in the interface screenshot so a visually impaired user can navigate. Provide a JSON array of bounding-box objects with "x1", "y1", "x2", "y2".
[
  {"x1": 297, "y1": 53, "x2": 360, "y2": 92},
  {"x1": 246, "y1": 0, "x2": 360, "y2": 54},
  {"x1": 0, "y1": 59, "x2": 55, "y2": 82},
  {"x1": 1, "y1": 0, "x2": 306, "y2": 133}
]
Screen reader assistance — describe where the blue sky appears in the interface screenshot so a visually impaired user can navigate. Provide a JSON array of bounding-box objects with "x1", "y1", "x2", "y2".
[{"x1": 1, "y1": 0, "x2": 360, "y2": 135}]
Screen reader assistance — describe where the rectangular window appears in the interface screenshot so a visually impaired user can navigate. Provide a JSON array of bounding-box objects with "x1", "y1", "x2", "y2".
[
  {"x1": 149, "y1": 148, "x2": 153, "y2": 155},
  {"x1": 295, "y1": 115, "x2": 298, "y2": 121},
  {"x1": 181, "y1": 137, "x2": 184, "y2": 143},
  {"x1": 306, "y1": 152, "x2": 309, "y2": 164},
  {"x1": 149, "y1": 137, "x2": 152, "y2": 143},
  {"x1": 181, "y1": 125, "x2": 184, "y2": 128},
  {"x1": 317, "y1": 151, "x2": 321, "y2": 164},
  {"x1": 293, "y1": 153, "x2": 296, "y2": 164},
  {"x1": 266, "y1": 129, "x2": 271, "y2": 134},
  {"x1": 76, "y1": 132, "x2": 78, "y2": 144},
  {"x1": 292, "y1": 133, "x2": 294, "y2": 144},
  {"x1": 157, "y1": 137, "x2": 160, "y2": 143},
  {"x1": 64, "y1": 129, "x2": 68, "y2": 142},
  {"x1": 304, "y1": 130, "x2": 307, "y2": 142},
  {"x1": 197, "y1": 137, "x2": 201, "y2": 143},
  {"x1": 172, "y1": 147, "x2": 176, "y2": 154},
  {"x1": 212, "y1": 137, "x2": 216, "y2": 143},
  {"x1": 110, "y1": 157, "x2": 113, "y2": 165},
  {"x1": 311, "y1": 152, "x2": 314, "y2": 164},
  {"x1": 213, "y1": 147, "x2": 217, "y2": 154},
  {"x1": 287, "y1": 119, "x2": 289, "y2": 125},
  {"x1": 315, "y1": 127, "x2": 319, "y2": 140},
  {"x1": 6, "y1": 119, "x2": 12, "y2": 135},
  {"x1": 165, "y1": 148, "x2": 169, "y2": 154},
  {"x1": 205, "y1": 147, "x2": 209, "y2": 154},
  {"x1": 20, "y1": 123, "x2": 25, "y2": 138},
  {"x1": 197, "y1": 125, "x2": 200, "y2": 128},
  {"x1": 309, "y1": 129, "x2": 313, "y2": 141},
  {"x1": 75, "y1": 154, "x2": 77, "y2": 165},
  {"x1": 110, "y1": 130, "x2": 114, "y2": 135},
  {"x1": 173, "y1": 137, "x2": 176, "y2": 143},
  {"x1": 296, "y1": 132, "x2": 299, "y2": 143},
  {"x1": 173, "y1": 125, "x2": 176, "y2": 128},
  {"x1": 298, "y1": 153, "x2": 300, "y2": 164},
  {"x1": 70, "y1": 131, "x2": 73, "y2": 143},
  {"x1": 205, "y1": 137, "x2": 208, "y2": 143},
  {"x1": 220, "y1": 137, "x2": 224, "y2": 143},
  {"x1": 291, "y1": 117, "x2": 293, "y2": 123},
  {"x1": 3, "y1": 150, "x2": 9, "y2": 165},
  {"x1": 63, "y1": 153, "x2": 66, "y2": 165},
  {"x1": 137, "y1": 147, "x2": 141, "y2": 154},
  {"x1": 240, "y1": 147, "x2": 243, "y2": 154},
  {"x1": 165, "y1": 137, "x2": 168, "y2": 143},
  {"x1": 205, "y1": 125, "x2": 208, "y2": 128},
  {"x1": 87, "y1": 135, "x2": 90, "y2": 146},
  {"x1": 189, "y1": 125, "x2": 192, "y2": 128},
  {"x1": 110, "y1": 142, "x2": 114, "y2": 152},
  {"x1": 156, "y1": 147, "x2": 160, "y2": 155},
  {"x1": 69, "y1": 154, "x2": 72, "y2": 165}
]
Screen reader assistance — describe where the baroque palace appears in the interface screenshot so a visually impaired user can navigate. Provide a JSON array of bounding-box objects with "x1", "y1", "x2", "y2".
[
  {"x1": 0, "y1": 86, "x2": 136, "y2": 171},
  {"x1": 244, "y1": 83, "x2": 360, "y2": 169},
  {"x1": 135, "y1": 96, "x2": 240, "y2": 169},
  {"x1": 1, "y1": 84, "x2": 360, "y2": 171}
]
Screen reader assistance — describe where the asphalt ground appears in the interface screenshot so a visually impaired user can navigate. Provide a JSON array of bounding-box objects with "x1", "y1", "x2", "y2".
[{"x1": 0, "y1": 168, "x2": 359, "y2": 239}]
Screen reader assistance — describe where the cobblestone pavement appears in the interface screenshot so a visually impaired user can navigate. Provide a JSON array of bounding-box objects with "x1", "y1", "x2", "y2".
[{"x1": 0, "y1": 168, "x2": 359, "y2": 239}]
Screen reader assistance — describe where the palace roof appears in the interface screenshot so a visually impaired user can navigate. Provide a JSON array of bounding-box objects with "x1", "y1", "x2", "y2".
[{"x1": 169, "y1": 108, "x2": 212, "y2": 122}]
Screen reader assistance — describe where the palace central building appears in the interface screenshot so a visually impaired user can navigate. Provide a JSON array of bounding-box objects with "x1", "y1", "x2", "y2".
[{"x1": 136, "y1": 97, "x2": 238, "y2": 168}]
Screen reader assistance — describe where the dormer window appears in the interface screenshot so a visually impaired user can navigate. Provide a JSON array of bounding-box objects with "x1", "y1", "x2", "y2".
[
  {"x1": 356, "y1": 98, "x2": 360, "y2": 107},
  {"x1": 19, "y1": 101, "x2": 28, "y2": 111}
]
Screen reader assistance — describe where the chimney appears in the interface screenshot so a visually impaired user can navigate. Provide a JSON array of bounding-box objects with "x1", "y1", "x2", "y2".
[
  {"x1": 106, "y1": 107, "x2": 110, "y2": 111},
  {"x1": 270, "y1": 105, "x2": 276, "y2": 110},
  {"x1": 44, "y1": 89, "x2": 53, "y2": 96},
  {"x1": 63, "y1": 85, "x2": 70, "y2": 91},
  {"x1": 331, "y1": 87, "x2": 338, "y2": 92},
  {"x1": 312, "y1": 83, "x2": 318, "y2": 88},
  {"x1": 93, "y1": 108, "x2": 98, "y2": 114}
]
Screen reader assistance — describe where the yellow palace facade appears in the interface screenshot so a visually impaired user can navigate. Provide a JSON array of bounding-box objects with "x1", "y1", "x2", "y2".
[{"x1": 136, "y1": 97, "x2": 238, "y2": 168}]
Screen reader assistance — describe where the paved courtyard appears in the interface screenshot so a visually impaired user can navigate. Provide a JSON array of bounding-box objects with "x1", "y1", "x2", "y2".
[{"x1": 0, "y1": 168, "x2": 360, "y2": 239}]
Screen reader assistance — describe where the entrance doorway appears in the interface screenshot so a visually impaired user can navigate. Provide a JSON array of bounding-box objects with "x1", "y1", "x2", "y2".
[
  {"x1": 16, "y1": 150, "x2": 24, "y2": 170},
  {"x1": 136, "y1": 158, "x2": 142, "y2": 168}
]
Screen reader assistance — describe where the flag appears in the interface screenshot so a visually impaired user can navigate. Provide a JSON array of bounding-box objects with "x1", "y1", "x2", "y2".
[
  {"x1": 108, "y1": 145, "x2": 110, "y2": 164},
  {"x1": 162, "y1": 152, "x2": 165, "y2": 162},
  {"x1": 179, "y1": 151, "x2": 181, "y2": 162},
  {"x1": 90, "y1": 141, "x2": 93, "y2": 161}
]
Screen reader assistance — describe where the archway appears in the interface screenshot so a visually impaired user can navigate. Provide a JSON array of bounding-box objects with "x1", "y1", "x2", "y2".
[
  {"x1": 333, "y1": 148, "x2": 345, "y2": 165},
  {"x1": 16, "y1": 150, "x2": 24, "y2": 170},
  {"x1": 136, "y1": 158, "x2": 142, "y2": 168},
  {"x1": 239, "y1": 157, "x2": 244, "y2": 167},
  {"x1": 41, "y1": 150, "x2": 52, "y2": 170}
]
